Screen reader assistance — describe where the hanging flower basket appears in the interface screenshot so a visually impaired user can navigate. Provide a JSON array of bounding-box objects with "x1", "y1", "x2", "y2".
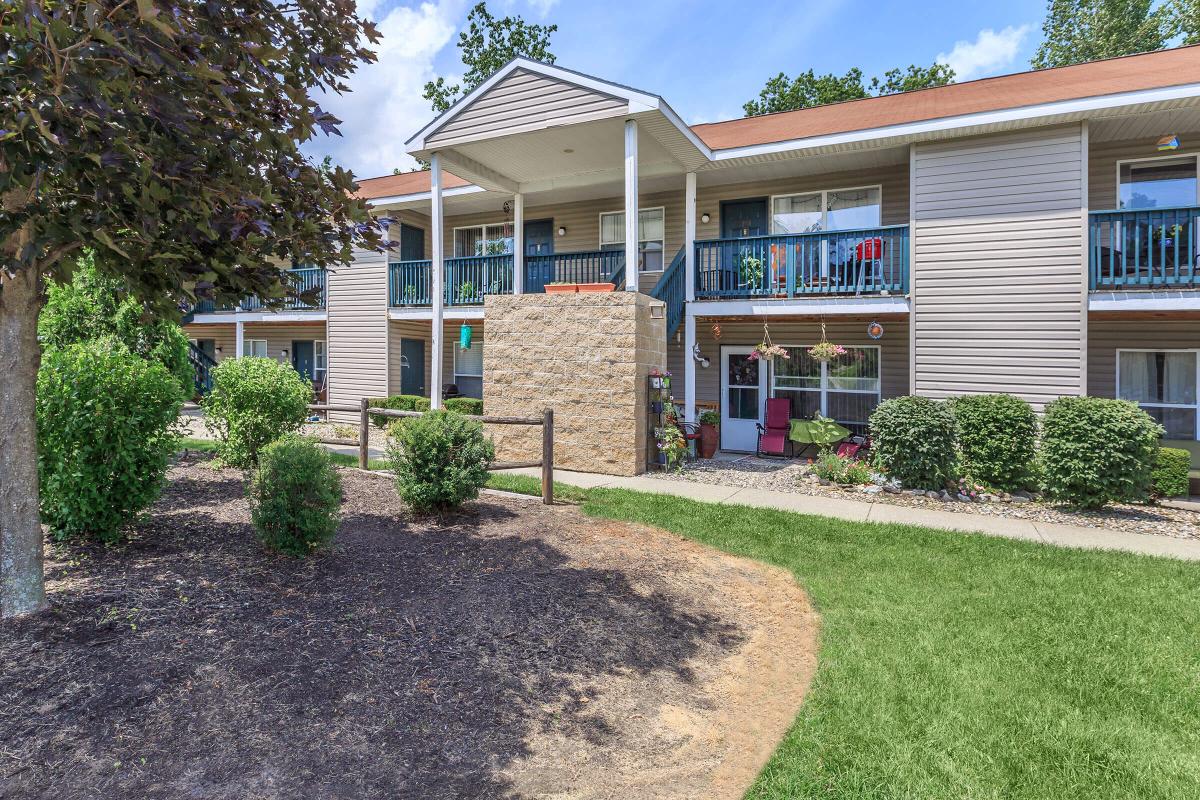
[
  {"x1": 808, "y1": 341, "x2": 846, "y2": 362},
  {"x1": 749, "y1": 342, "x2": 790, "y2": 361}
]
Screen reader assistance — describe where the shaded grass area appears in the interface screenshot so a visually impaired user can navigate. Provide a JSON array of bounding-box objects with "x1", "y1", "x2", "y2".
[
  {"x1": 178, "y1": 437, "x2": 389, "y2": 470},
  {"x1": 484, "y1": 472, "x2": 591, "y2": 503},
  {"x1": 556, "y1": 484, "x2": 1198, "y2": 799}
]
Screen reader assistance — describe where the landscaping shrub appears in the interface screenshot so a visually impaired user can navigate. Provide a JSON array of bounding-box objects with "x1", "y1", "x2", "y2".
[
  {"x1": 1151, "y1": 447, "x2": 1191, "y2": 498},
  {"x1": 443, "y1": 397, "x2": 483, "y2": 416},
  {"x1": 387, "y1": 410, "x2": 494, "y2": 512},
  {"x1": 248, "y1": 435, "x2": 342, "y2": 555},
  {"x1": 202, "y1": 357, "x2": 311, "y2": 467},
  {"x1": 367, "y1": 394, "x2": 430, "y2": 428},
  {"x1": 868, "y1": 395, "x2": 956, "y2": 489},
  {"x1": 1040, "y1": 396, "x2": 1162, "y2": 508},
  {"x1": 950, "y1": 393, "x2": 1038, "y2": 492},
  {"x1": 37, "y1": 338, "x2": 182, "y2": 542}
]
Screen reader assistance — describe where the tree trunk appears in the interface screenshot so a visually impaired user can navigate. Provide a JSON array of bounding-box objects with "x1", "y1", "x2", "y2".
[{"x1": 0, "y1": 267, "x2": 48, "y2": 618}]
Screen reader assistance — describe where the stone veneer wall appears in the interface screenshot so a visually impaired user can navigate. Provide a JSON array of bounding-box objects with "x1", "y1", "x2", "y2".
[{"x1": 482, "y1": 292, "x2": 666, "y2": 477}]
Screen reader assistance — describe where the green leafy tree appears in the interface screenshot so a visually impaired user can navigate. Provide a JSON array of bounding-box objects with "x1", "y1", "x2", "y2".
[
  {"x1": 423, "y1": 1, "x2": 558, "y2": 113},
  {"x1": 1174, "y1": 0, "x2": 1199, "y2": 43},
  {"x1": 1, "y1": 0, "x2": 384, "y2": 618},
  {"x1": 1031, "y1": 0, "x2": 1172, "y2": 68},
  {"x1": 744, "y1": 63, "x2": 954, "y2": 116},
  {"x1": 40, "y1": 254, "x2": 193, "y2": 398}
]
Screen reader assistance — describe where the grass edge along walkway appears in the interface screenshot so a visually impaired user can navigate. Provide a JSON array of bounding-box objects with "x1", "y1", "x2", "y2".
[{"x1": 490, "y1": 472, "x2": 1200, "y2": 800}]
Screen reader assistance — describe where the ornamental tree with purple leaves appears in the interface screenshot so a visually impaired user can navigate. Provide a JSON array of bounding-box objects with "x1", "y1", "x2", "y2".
[{"x1": 0, "y1": 0, "x2": 385, "y2": 617}]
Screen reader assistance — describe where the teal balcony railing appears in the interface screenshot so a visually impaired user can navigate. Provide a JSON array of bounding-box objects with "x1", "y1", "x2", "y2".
[
  {"x1": 649, "y1": 246, "x2": 685, "y2": 338},
  {"x1": 695, "y1": 225, "x2": 909, "y2": 300},
  {"x1": 389, "y1": 254, "x2": 515, "y2": 307},
  {"x1": 525, "y1": 249, "x2": 624, "y2": 292},
  {"x1": 1089, "y1": 206, "x2": 1200, "y2": 290},
  {"x1": 192, "y1": 268, "x2": 325, "y2": 313}
]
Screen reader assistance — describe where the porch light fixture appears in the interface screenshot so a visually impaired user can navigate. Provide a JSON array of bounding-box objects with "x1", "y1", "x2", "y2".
[
  {"x1": 557, "y1": 226, "x2": 567, "y2": 237},
  {"x1": 214, "y1": 346, "x2": 223, "y2": 356},
  {"x1": 700, "y1": 213, "x2": 710, "y2": 224},
  {"x1": 281, "y1": 348, "x2": 289, "y2": 359}
]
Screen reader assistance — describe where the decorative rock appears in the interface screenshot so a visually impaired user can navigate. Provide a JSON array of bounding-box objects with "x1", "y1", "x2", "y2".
[
  {"x1": 1010, "y1": 496, "x2": 1030, "y2": 505},
  {"x1": 818, "y1": 478, "x2": 831, "y2": 486},
  {"x1": 939, "y1": 490, "x2": 953, "y2": 501},
  {"x1": 883, "y1": 484, "x2": 901, "y2": 494},
  {"x1": 907, "y1": 489, "x2": 926, "y2": 497},
  {"x1": 861, "y1": 485, "x2": 883, "y2": 495},
  {"x1": 957, "y1": 493, "x2": 972, "y2": 503},
  {"x1": 1013, "y1": 490, "x2": 1033, "y2": 500}
]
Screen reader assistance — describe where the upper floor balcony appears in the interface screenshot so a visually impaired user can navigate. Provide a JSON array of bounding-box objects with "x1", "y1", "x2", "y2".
[
  {"x1": 694, "y1": 225, "x2": 909, "y2": 300},
  {"x1": 193, "y1": 267, "x2": 326, "y2": 314},
  {"x1": 1089, "y1": 206, "x2": 1200, "y2": 291}
]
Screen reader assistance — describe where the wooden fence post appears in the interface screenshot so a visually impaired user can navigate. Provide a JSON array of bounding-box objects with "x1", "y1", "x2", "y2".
[
  {"x1": 358, "y1": 398, "x2": 369, "y2": 470},
  {"x1": 541, "y1": 407, "x2": 553, "y2": 505}
]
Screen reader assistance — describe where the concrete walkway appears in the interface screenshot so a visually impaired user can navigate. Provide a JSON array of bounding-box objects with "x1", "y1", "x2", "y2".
[{"x1": 497, "y1": 467, "x2": 1200, "y2": 562}]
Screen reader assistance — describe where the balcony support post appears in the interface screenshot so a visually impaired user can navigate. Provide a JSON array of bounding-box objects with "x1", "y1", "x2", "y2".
[
  {"x1": 513, "y1": 192, "x2": 525, "y2": 294},
  {"x1": 430, "y1": 151, "x2": 445, "y2": 409},
  {"x1": 624, "y1": 119, "x2": 639, "y2": 292},
  {"x1": 235, "y1": 319, "x2": 244, "y2": 358},
  {"x1": 684, "y1": 171, "x2": 697, "y2": 423}
]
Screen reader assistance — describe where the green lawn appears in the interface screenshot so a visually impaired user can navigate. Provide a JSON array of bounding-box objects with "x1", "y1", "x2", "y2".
[{"x1": 501, "y1": 478, "x2": 1200, "y2": 799}]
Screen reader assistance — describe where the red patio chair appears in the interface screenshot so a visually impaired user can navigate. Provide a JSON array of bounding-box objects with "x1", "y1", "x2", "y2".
[{"x1": 756, "y1": 398, "x2": 792, "y2": 458}]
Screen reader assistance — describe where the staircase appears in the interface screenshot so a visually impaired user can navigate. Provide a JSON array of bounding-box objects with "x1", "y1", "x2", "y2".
[
  {"x1": 650, "y1": 246, "x2": 686, "y2": 339},
  {"x1": 188, "y1": 341, "x2": 218, "y2": 397}
]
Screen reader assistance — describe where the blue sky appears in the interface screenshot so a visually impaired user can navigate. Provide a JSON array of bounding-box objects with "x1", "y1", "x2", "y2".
[{"x1": 305, "y1": 0, "x2": 1052, "y2": 177}]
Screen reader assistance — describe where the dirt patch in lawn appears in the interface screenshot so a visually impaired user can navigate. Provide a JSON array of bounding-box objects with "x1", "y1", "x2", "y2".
[{"x1": 0, "y1": 457, "x2": 818, "y2": 800}]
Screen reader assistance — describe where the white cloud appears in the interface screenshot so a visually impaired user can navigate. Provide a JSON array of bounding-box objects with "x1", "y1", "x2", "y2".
[
  {"x1": 937, "y1": 24, "x2": 1033, "y2": 81},
  {"x1": 526, "y1": 0, "x2": 560, "y2": 15},
  {"x1": 303, "y1": 1, "x2": 465, "y2": 178}
]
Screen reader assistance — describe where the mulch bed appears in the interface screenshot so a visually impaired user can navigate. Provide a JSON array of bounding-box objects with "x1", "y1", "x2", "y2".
[{"x1": 0, "y1": 456, "x2": 816, "y2": 800}]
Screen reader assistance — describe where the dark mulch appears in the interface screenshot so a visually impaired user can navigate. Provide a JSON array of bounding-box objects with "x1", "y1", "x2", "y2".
[{"x1": 0, "y1": 457, "x2": 745, "y2": 800}]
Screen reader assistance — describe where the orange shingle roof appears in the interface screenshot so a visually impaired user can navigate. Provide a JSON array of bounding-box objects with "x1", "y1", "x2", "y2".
[
  {"x1": 354, "y1": 170, "x2": 470, "y2": 200},
  {"x1": 692, "y1": 45, "x2": 1200, "y2": 150}
]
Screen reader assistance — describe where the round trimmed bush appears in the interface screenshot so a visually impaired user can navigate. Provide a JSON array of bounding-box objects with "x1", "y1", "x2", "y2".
[
  {"x1": 202, "y1": 356, "x2": 311, "y2": 468},
  {"x1": 869, "y1": 395, "x2": 956, "y2": 489},
  {"x1": 37, "y1": 338, "x2": 183, "y2": 542},
  {"x1": 443, "y1": 397, "x2": 483, "y2": 416},
  {"x1": 1041, "y1": 396, "x2": 1162, "y2": 508},
  {"x1": 387, "y1": 410, "x2": 495, "y2": 512},
  {"x1": 248, "y1": 435, "x2": 342, "y2": 555},
  {"x1": 950, "y1": 394, "x2": 1038, "y2": 492},
  {"x1": 1151, "y1": 446, "x2": 1191, "y2": 498}
]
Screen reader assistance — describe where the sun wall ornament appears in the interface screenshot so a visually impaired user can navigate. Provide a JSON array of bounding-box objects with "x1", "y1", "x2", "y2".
[{"x1": 867, "y1": 321, "x2": 884, "y2": 340}]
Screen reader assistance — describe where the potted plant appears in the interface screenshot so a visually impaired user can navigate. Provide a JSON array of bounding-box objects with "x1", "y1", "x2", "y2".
[
  {"x1": 749, "y1": 342, "x2": 790, "y2": 361},
  {"x1": 545, "y1": 281, "x2": 577, "y2": 294},
  {"x1": 698, "y1": 410, "x2": 720, "y2": 459},
  {"x1": 577, "y1": 282, "x2": 615, "y2": 293},
  {"x1": 655, "y1": 424, "x2": 688, "y2": 471},
  {"x1": 402, "y1": 284, "x2": 418, "y2": 305},
  {"x1": 738, "y1": 251, "x2": 765, "y2": 291},
  {"x1": 808, "y1": 341, "x2": 846, "y2": 362},
  {"x1": 456, "y1": 281, "x2": 477, "y2": 303}
]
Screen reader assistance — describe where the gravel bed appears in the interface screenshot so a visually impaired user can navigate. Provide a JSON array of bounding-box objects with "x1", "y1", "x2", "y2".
[{"x1": 658, "y1": 456, "x2": 1200, "y2": 540}]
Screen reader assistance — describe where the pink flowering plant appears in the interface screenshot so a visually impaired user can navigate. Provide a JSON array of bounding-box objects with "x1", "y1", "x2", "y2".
[
  {"x1": 655, "y1": 424, "x2": 688, "y2": 470},
  {"x1": 749, "y1": 342, "x2": 790, "y2": 361},
  {"x1": 808, "y1": 341, "x2": 846, "y2": 362}
]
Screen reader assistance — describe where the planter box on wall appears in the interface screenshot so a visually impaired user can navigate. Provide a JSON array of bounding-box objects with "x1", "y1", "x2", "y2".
[
  {"x1": 545, "y1": 284, "x2": 578, "y2": 294},
  {"x1": 577, "y1": 283, "x2": 615, "y2": 293}
]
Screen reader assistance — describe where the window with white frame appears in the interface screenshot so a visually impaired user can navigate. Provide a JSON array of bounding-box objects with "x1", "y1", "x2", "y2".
[
  {"x1": 453, "y1": 223, "x2": 514, "y2": 257},
  {"x1": 1117, "y1": 349, "x2": 1198, "y2": 440},
  {"x1": 314, "y1": 340, "x2": 327, "y2": 387},
  {"x1": 1118, "y1": 155, "x2": 1199, "y2": 210},
  {"x1": 246, "y1": 339, "x2": 268, "y2": 358},
  {"x1": 771, "y1": 186, "x2": 881, "y2": 234},
  {"x1": 454, "y1": 341, "x2": 483, "y2": 399},
  {"x1": 599, "y1": 207, "x2": 665, "y2": 271},
  {"x1": 771, "y1": 345, "x2": 881, "y2": 430}
]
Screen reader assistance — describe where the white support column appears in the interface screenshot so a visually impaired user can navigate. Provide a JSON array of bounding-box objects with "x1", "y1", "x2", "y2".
[
  {"x1": 430, "y1": 152, "x2": 445, "y2": 409},
  {"x1": 235, "y1": 319, "x2": 244, "y2": 358},
  {"x1": 512, "y1": 192, "x2": 525, "y2": 295},
  {"x1": 684, "y1": 171, "x2": 697, "y2": 423},
  {"x1": 623, "y1": 119, "x2": 639, "y2": 292}
]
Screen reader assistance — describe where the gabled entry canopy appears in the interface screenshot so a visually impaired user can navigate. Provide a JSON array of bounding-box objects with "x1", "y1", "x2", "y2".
[{"x1": 405, "y1": 58, "x2": 710, "y2": 193}]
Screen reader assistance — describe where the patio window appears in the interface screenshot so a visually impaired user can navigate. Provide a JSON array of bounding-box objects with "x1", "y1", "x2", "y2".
[
  {"x1": 1118, "y1": 156, "x2": 1199, "y2": 210},
  {"x1": 454, "y1": 341, "x2": 484, "y2": 399},
  {"x1": 771, "y1": 345, "x2": 881, "y2": 430},
  {"x1": 599, "y1": 207, "x2": 665, "y2": 271},
  {"x1": 314, "y1": 340, "x2": 327, "y2": 387},
  {"x1": 771, "y1": 186, "x2": 881, "y2": 234},
  {"x1": 245, "y1": 339, "x2": 268, "y2": 358},
  {"x1": 1117, "y1": 349, "x2": 1199, "y2": 439},
  {"x1": 453, "y1": 223, "x2": 514, "y2": 257}
]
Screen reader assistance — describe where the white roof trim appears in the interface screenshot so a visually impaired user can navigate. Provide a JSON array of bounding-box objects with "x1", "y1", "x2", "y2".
[
  {"x1": 709, "y1": 82, "x2": 1200, "y2": 160},
  {"x1": 188, "y1": 310, "x2": 327, "y2": 324},
  {"x1": 690, "y1": 296, "x2": 911, "y2": 317},
  {"x1": 389, "y1": 307, "x2": 485, "y2": 321},
  {"x1": 366, "y1": 184, "x2": 486, "y2": 207},
  {"x1": 1089, "y1": 290, "x2": 1200, "y2": 313}
]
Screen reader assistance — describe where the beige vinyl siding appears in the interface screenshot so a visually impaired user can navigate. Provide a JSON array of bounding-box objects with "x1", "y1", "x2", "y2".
[
  {"x1": 242, "y1": 322, "x2": 326, "y2": 362},
  {"x1": 386, "y1": 320, "x2": 486, "y2": 399},
  {"x1": 911, "y1": 126, "x2": 1086, "y2": 409},
  {"x1": 1087, "y1": 317, "x2": 1200, "y2": 398},
  {"x1": 183, "y1": 323, "x2": 236, "y2": 362},
  {"x1": 327, "y1": 244, "x2": 390, "y2": 421},
  {"x1": 1088, "y1": 132, "x2": 1200, "y2": 211},
  {"x1": 668, "y1": 318, "x2": 910, "y2": 407},
  {"x1": 425, "y1": 69, "x2": 626, "y2": 149}
]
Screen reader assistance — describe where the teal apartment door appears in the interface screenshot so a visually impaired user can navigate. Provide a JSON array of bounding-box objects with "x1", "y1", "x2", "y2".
[
  {"x1": 400, "y1": 337, "x2": 426, "y2": 396},
  {"x1": 291, "y1": 340, "x2": 315, "y2": 381}
]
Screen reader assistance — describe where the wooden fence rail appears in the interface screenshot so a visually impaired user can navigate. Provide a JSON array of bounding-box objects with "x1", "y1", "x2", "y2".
[{"x1": 306, "y1": 402, "x2": 555, "y2": 504}]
